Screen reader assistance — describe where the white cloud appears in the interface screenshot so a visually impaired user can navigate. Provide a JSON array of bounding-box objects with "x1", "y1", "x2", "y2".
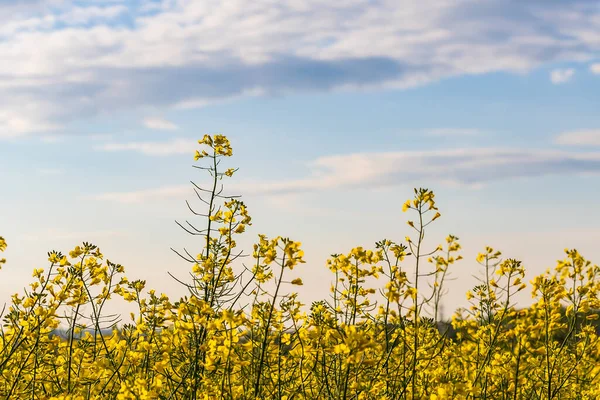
[
  {"x1": 90, "y1": 146, "x2": 600, "y2": 203},
  {"x1": 142, "y1": 117, "x2": 178, "y2": 131},
  {"x1": 95, "y1": 138, "x2": 194, "y2": 156},
  {"x1": 590, "y1": 63, "x2": 600, "y2": 74},
  {"x1": 550, "y1": 68, "x2": 575, "y2": 84},
  {"x1": 554, "y1": 129, "x2": 600, "y2": 146},
  {"x1": 0, "y1": 0, "x2": 599, "y2": 138},
  {"x1": 249, "y1": 148, "x2": 600, "y2": 193},
  {"x1": 173, "y1": 87, "x2": 266, "y2": 109}
]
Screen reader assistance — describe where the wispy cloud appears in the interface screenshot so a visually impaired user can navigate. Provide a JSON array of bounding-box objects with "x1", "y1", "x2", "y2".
[
  {"x1": 550, "y1": 68, "x2": 575, "y2": 84},
  {"x1": 250, "y1": 148, "x2": 600, "y2": 193},
  {"x1": 90, "y1": 147, "x2": 600, "y2": 203},
  {"x1": 142, "y1": 117, "x2": 178, "y2": 131},
  {"x1": 0, "y1": 0, "x2": 599, "y2": 138},
  {"x1": 554, "y1": 129, "x2": 600, "y2": 146},
  {"x1": 590, "y1": 63, "x2": 600, "y2": 74},
  {"x1": 95, "y1": 138, "x2": 194, "y2": 156},
  {"x1": 173, "y1": 87, "x2": 266, "y2": 110}
]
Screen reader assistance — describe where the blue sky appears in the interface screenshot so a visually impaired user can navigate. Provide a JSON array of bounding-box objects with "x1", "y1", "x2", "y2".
[{"x1": 1, "y1": 0, "x2": 600, "y2": 319}]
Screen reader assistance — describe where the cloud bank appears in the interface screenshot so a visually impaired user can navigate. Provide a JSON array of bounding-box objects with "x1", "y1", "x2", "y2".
[
  {"x1": 90, "y1": 146, "x2": 600, "y2": 203},
  {"x1": 1, "y1": 0, "x2": 599, "y2": 138}
]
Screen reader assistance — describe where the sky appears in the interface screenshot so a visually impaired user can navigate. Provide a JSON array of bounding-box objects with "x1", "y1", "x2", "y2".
[{"x1": 1, "y1": 0, "x2": 600, "y2": 321}]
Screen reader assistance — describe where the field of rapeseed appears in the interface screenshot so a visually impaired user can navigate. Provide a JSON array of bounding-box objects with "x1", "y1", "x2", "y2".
[{"x1": 1, "y1": 135, "x2": 600, "y2": 399}]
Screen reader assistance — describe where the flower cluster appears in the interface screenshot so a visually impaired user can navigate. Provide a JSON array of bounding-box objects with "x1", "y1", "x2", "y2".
[
  {"x1": 0, "y1": 236, "x2": 6, "y2": 268},
  {"x1": 1, "y1": 135, "x2": 600, "y2": 399}
]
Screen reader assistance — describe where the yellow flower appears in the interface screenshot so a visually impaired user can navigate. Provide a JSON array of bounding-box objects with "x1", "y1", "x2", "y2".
[
  {"x1": 224, "y1": 168, "x2": 236, "y2": 177},
  {"x1": 402, "y1": 200, "x2": 411, "y2": 212}
]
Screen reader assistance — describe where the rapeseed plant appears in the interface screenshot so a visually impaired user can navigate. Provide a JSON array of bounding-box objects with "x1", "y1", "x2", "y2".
[{"x1": 1, "y1": 134, "x2": 599, "y2": 399}]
